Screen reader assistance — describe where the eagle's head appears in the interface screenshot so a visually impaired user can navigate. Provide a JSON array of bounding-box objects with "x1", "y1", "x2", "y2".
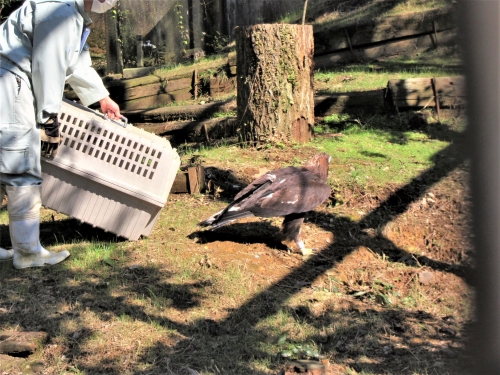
[{"x1": 303, "y1": 153, "x2": 331, "y2": 183}]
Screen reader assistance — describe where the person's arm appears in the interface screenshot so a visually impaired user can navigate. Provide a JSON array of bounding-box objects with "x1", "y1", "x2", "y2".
[
  {"x1": 66, "y1": 44, "x2": 121, "y2": 119},
  {"x1": 31, "y1": 2, "x2": 81, "y2": 123},
  {"x1": 99, "y1": 96, "x2": 122, "y2": 119}
]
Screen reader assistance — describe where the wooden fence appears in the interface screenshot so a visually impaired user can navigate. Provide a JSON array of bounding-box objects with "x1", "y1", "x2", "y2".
[{"x1": 64, "y1": 8, "x2": 459, "y2": 114}]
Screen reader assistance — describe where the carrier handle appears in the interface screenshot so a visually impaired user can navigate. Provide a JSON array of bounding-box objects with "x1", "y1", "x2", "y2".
[
  {"x1": 62, "y1": 99, "x2": 129, "y2": 128},
  {"x1": 104, "y1": 114, "x2": 128, "y2": 128}
]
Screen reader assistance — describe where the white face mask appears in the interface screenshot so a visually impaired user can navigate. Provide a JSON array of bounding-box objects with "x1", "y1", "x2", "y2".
[{"x1": 91, "y1": 0, "x2": 118, "y2": 13}]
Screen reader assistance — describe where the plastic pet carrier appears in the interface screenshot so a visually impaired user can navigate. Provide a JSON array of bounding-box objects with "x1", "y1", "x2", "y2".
[{"x1": 41, "y1": 99, "x2": 180, "y2": 240}]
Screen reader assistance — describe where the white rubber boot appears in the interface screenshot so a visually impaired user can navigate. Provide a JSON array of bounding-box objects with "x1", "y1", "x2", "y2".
[
  {"x1": 0, "y1": 248, "x2": 13, "y2": 260},
  {"x1": 6, "y1": 185, "x2": 69, "y2": 269},
  {"x1": 0, "y1": 185, "x2": 13, "y2": 260}
]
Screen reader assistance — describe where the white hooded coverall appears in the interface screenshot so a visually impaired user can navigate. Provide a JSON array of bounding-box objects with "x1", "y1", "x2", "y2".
[{"x1": 0, "y1": 0, "x2": 110, "y2": 263}]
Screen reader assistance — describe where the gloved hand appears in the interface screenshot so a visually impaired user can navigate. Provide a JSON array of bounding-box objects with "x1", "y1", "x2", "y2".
[{"x1": 40, "y1": 116, "x2": 61, "y2": 158}]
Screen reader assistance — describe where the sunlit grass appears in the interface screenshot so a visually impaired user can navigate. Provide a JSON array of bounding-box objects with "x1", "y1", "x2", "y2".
[
  {"x1": 0, "y1": 209, "x2": 7, "y2": 225},
  {"x1": 68, "y1": 242, "x2": 117, "y2": 271},
  {"x1": 153, "y1": 54, "x2": 227, "y2": 79},
  {"x1": 314, "y1": 63, "x2": 461, "y2": 93},
  {"x1": 190, "y1": 115, "x2": 456, "y2": 191},
  {"x1": 211, "y1": 110, "x2": 237, "y2": 118},
  {"x1": 386, "y1": 0, "x2": 453, "y2": 16},
  {"x1": 312, "y1": 0, "x2": 454, "y2": 30},
  {"x1": 0, "y1": 1, "x2": 469, "y2": 373},
  {"x1": 317, "y1": 126, "x2": 449, "y2": 187}
]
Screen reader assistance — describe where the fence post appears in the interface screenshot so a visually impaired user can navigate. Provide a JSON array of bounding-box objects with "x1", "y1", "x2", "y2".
[
  {"x1": 460, "y1": 1, "x2": 500, "y2": 373},
  {"x1": 136, "y1": 35, "x2": 144, "y2": 67},
  {"x1": 105, "y1": 9, "x2": 123, "y2": 74}
]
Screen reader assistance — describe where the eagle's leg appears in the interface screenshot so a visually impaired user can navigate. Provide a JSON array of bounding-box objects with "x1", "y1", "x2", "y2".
[{"x1": 281, "y1": 213, "x2": 313, "y2": 258}]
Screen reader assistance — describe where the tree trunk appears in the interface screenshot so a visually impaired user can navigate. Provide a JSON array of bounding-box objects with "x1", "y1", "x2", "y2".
[
  {"x1": 105, "y1": 7, "x2": 123, "y2": 75},
  {"x1": 236, "y1": 24, "x2": 315, "y2": 144}
]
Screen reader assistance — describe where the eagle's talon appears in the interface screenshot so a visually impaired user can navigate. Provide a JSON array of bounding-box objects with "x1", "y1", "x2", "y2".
[
  {"x1": 301, "y1": 247, "x2": 315, "y2": 261},
  {"x1": 301, "y1": 249, "x2": 316, "y2": 261},
  {"x1": 301, "y1": 247, "x2": 313, "y2": 255}
]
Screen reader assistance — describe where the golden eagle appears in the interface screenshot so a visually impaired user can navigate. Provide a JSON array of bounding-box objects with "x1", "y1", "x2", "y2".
[{"x1": 199, "y1": 153, "x2": 332, "y2": 257}]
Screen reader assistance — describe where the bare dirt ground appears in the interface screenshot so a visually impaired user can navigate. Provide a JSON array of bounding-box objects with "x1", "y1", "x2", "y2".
[
  {"x1": 0, "y1": 152, "x2": 473, "y2": 374},
  {"x1": 184, "y1": 156, "x2": 474, "y2": 374}
]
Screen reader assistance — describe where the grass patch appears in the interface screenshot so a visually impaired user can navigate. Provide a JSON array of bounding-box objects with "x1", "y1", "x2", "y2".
[
  {"x1": 314, "y1": 60, "x2": 462, "y2": 94},
  {"x1": 312, "y1": 0, "x2": 454, "y2": 31},
  {"x1": 153, "y1": 54, "x2": 228, "y2": 79},
  {"x1": 210, "y1": 110, "x2": 237, "y2": 118},
  {"x1": 0, "y1": 120, "x2": 472, "y2": 374},
  {"x1": 0, "y1": 3, "x2": 471, "y2": 373},
  {"x1": 318, "y1": 126, "x2": 449, "y2": 187},
  {"x1": 69, "y1": 242, "x2": 117, "y2": 271}
]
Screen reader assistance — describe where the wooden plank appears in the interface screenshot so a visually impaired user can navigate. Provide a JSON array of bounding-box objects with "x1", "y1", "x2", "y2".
[
  {"x1": 135, "y1": 117, "x2": 238, "y2": 144},
  {"x1": 171, "y1": 171, "x2": 190, "y2": 193},
  {"x1": 109, "y1": 82, "x2": 163, "y2": 102},
  {"x1": 434, "y1": 76, "x2": 466, "y2": 107},
  {"x1": 209, "y1": 77, "x2": 237, "y2": 96},
  {"x1": 170, "y1": 166, "x2": 205, "y2": 194},
  {"x1": 314, "y1": 91, "x2": 385, "y2": 116},
  {"x1": 155, "y1": 59, "x2": 226, "y2": 81},
  {"x1": 315, "y1": 29, "x2": 457, "y2": 69},
  {"x1": 314, "y1": 8, "x2": 457, "y2": 54},
  {"x1": 388, "y1": 76, "x2": 465, "y2": 109},
  {"x1": 136, "y1": 117, "x2": 237, "y2": 136},
  {"x1": 164, "y1": 77, "x2": 193, "y2": 92},
  {"x1": 228, "y1": 51, "x2": 237, "y2": 66},
  {"x1": 188, "y1": 166, "x2": 205, "y2": 194},
  {"x1": 119, "y1": 94, "x2": 174, "y2": 111},
  {"x1": 104, "y1": 77, "x2": 196, "y2": 106},
  {"x1": 65, "y1": 75, "x2": 161, "y2": 100},
  {"x1": 119, "y1": 88, "x2": 192, "y2": 111},
  {"x1": 123, "y1": 99, "x2": 237, "y2": 123},
  {"x1": 105, "y1": 74, "x2": 160, "y2": 89},
  {"x1": 388, "y1": 78, "x2": 433, "y2": 97},
  {"x1": 168, "y1": 88, "x2": 193, "y2": 102}
]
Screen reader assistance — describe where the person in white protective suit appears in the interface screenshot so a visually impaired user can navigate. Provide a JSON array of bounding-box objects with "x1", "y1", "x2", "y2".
[{"x1": 0, "y1": 0, "x2": 121, "y2": 269}]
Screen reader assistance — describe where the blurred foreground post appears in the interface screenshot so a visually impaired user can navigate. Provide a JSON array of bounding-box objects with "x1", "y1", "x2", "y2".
[
  {"x1": 105, "y1": 5, "x2": 123, "y2": 74},
  {"x1": 459, "y1": 1, "x2": 500, "y2": 373},
  {"x1": 136, "y1": 35, "x2": 144, "y2": 67}
]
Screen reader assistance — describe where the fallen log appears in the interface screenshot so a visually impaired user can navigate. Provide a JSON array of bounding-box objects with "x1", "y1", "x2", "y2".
[
  {"x1": 314, "y1": 91, "x2": 386, "y2": 116},
  {"x1": 124, "y1": 99, "x2": 237, "y2": 123},
  {"x1": 0, "y1": 331, "x2": 48, "y2": 355},
  {"x1": 117, "y1": 89, "x2": 194, "y2": 111},
  {"x1": 135, "y1": 116, "x2": 238, "y2": 144}
]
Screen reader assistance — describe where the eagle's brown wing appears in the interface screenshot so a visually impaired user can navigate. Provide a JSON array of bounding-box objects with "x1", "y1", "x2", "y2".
[{"x1": 199, "y1": 166, "x2": 330, "y2": 228}]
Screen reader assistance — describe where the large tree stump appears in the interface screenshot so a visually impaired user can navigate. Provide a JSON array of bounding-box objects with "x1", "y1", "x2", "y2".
[{"x1": 236, "y1": 24, "x2": 315, "y2": 144}]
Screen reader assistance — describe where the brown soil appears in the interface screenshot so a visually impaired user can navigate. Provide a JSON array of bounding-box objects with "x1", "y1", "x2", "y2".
[
  {"x1": 0, "y1": 138, "x2": 473, "y2": 375},
  {"x1": 189, "y1": 157, "x2": 473, "y2": 375}
]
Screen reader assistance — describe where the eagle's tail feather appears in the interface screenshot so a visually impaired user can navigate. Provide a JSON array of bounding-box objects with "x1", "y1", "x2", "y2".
[
  {"x1": 198, "y1": 209, "x2": 224, "y2": 227},
  {"x1": 199, "y1": 210, "x2": 254, "y2": 229}
]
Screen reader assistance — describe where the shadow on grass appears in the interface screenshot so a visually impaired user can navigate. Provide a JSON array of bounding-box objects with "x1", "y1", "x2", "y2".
[
  {"x1": 0, "y1": 7, "x2": 471, "y2": 371},
  {"x1": 0, "y1": 118, "x2": 471, "y2": 374},
  {"x1": 0, "y1": 218, "x2": 127, "y2": 250}
]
